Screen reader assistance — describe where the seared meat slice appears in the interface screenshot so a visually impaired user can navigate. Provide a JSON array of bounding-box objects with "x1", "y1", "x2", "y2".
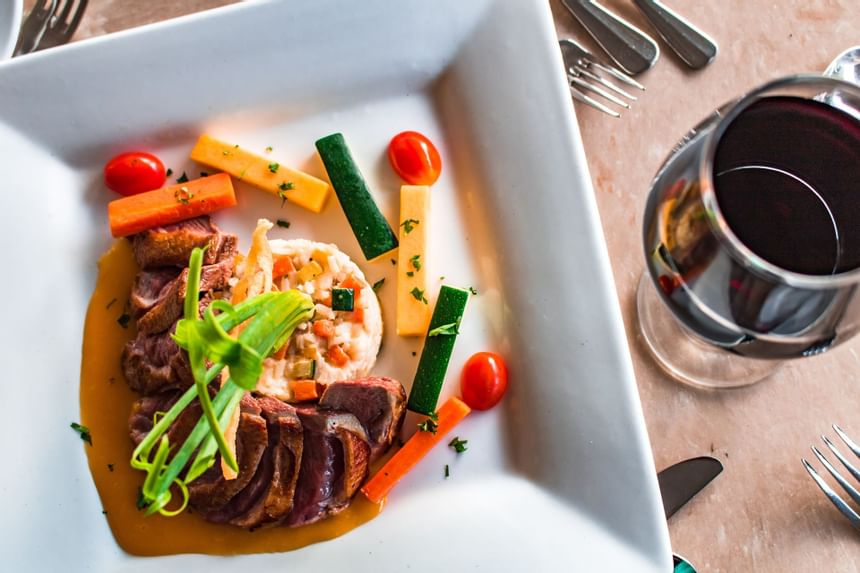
[
  {"x1": 286, "y1": 408, "x2": 370, "y2": 527},
  {"x1": 188, "y1": 394, "x2": 268, "y2": 514},
  {"x1": 128, "y1": 390, "x2": 204, "y2": 450},
  {"x1": 205, "y1": 397, "x2": 304, "y2": 528},
  {"x1": 129, "y1": 268, "x2": 181, "y2": 316},
  {"x1": 134, "y1": 257, "x2": 235, "y2": 334},
  {"x1": 131, "y1": 216, "x2": 237, "y2": 270},
  {"x1": 319, "y1": 377, "x2": 406, "y2": 461},
  {"x1": 122, "y1": 325, "x2": 195, "y2": 395}
]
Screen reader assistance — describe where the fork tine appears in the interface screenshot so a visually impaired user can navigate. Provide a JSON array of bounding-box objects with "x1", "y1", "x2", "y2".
[
  {"x1": 588, "y1": 61, "x2": 646, "y2": 91},
  {"x1": 803, "y1": 458, "x2": 860, "y2": 530},
  {"x1": 811, "y1": 446, "x2": 860, "y2": 506},
  {"x1": 569, "y1": 76, "x2": 630, "y2": 109},
  {"x1": 569, "y1": 87, "x2": 621, "y2": 118},
  {"x1": 833, "y1": 425, "x2": 860, "y2": 459},
  {"x1": 66, "y1": 0, "x2": 88, "y2": 37},
  {"x1": 54, "y1": 0, "x2": 74, "y2": 24},
  {"x1": 573, "y1": 65, "x2": 637, "y2": 100},
  {"x1": 823, "y1": 435, "x2": 860, "y2": 483}
]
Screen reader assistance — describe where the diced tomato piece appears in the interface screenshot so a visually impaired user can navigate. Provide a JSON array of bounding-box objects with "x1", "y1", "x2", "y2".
[
  {"x1": 312, "y1": 319, "x2": 335, "y2": 338},
  {"x1": 273, "y1": 255, "x2": 295, "y2": 278},
  {"x1": 289, "y1": 379, "x2": 321, "y2": 402},
  {"x1": 351, "y1": 307, "x2": 364, "y2": 324},
  {"x1": 339, "y1": 275, "x2": 363, "y2": 304},
  {"x1": 327, "y1": 345, "x2": 350, "y2": 367}
]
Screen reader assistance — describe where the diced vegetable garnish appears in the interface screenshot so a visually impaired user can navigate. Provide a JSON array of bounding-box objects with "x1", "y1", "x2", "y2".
[
  {"x1": 291, "y1": 358, "x2": 317, "y2": 380},
  {"x1": 397, "y1": 185, "x2": 431, "y2": 336},
  {"x1": 296, "y1": 260, "x2": 323, "y2": 283},
  {"x1": 388, "y1": 131, "x2": 442, "y2": 186},
  {"x1": 104, "y1": 151, "x2": 166, "y2": 196},
  {"x1": 315, "y1": 133, "x2": 398, "y2": 260},
  {"x1": 332, "y1": 287, "x2": 355, "y2": 311},
  {"x1": 272, "y1": 254, "x2": 295, "y2": 278},
  {"x1": 189, "y1": 135, "x2": 331, "y2": 213},
  {"x1": 407, "y1": 286, "x2": 470, "y2": 415},
  {"x1": 361, "y1": 396, "x2": 471, "y2": 503},
  {"x1": 107, "y1": 173, "x2": 237, "y2": 237},
  {"x1": 461, "y1": 352, "x2": 508, "y2": 410},
  {"x1": 327, "y1": 345, "x2": 350, "y2": 367},
  {"x1": 289, "y1": 379, "x2": 321, "y2": 402},
  {"x1": 312, "y1": 319, "x2": 335, "y2": 339}
]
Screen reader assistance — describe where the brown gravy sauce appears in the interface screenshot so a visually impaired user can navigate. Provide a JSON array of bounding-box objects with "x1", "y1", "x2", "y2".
[{"x1": 80, "y1": 239, "x2": 383, "y2": 557}]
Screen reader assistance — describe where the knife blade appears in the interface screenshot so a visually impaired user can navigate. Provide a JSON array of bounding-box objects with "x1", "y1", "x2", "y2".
[{"x1": 658, "y1": 456, "x2": 723, "y2": 519}]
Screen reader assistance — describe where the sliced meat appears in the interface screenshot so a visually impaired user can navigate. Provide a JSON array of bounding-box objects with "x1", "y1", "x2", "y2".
[
  {"x1": 188, "y1": 394, "x2": 268, "y2": 514},
  {"x1": 286, "y1": 407, "x2": 370, "y2": 527},
  {"x1": 128, "y1": 390, "x2": 204, "y2": 450},
  {"x1": 122, "y1": 325, "x2": 195, "y2": 395},
  {"x1": 205, "y1": 397, "x2": 304, "y2": 528},
  {"x1": 319, "y1": 377, "x2": 406, "y2": 461},
  {"x1": 129, "y1": 268, "x2": 181, "y2": 316},
  {"x1": 134, "y1": 257, "x2": 235, "y2": 334},
  {"x1": 131, "y1": 216, "x2": 237, "y2": 270}
]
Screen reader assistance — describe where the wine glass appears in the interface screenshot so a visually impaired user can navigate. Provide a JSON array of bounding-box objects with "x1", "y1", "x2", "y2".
[{"x1": 639, "y1": 75, "x2": 860, "y2": 389}]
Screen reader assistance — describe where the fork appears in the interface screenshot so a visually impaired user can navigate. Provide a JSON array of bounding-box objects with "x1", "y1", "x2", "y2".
[
  {"x1": 13, "y1": 0, "x2": 58, "y2": 56},
  {"x1": 803, "y1": 424, "x2": 860, "y2": 530},
  {"x1": 559, "y1": 38, "x2": 645, "y2": 118},
  {"x1": 14, "y1": 0, "x2": 88, "y2": 56}
]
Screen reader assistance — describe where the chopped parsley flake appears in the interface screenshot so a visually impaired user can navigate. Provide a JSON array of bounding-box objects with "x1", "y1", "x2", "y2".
[
  {"x1": 469, "y1": 287, "x2": 478, "y2": 295},
  {"x1": 277, "y1": 182, "x2": 294, "y2": 207},
  {"x1": 410, "y1": 287, "x2": 428, "y2": 304},
  {"x1": 117, "y1": 313, "x2": 131, "y2": 329},
  {"x1": 278, "y1": 181, "x2": 295, "y2": 191},
  {"x1": 411, "y1": 351, "x2": 417, "y2": 357},
  {"x1": 372, "y1": 278, "x2": 385, "y2": 292},
  {"x1": 406, "y1": 271, "x2": 414, "y2": 277},
  {"x1": 200, "y1": 171, "x2": 209, "y2": 177},
  {"x1": 428, "y1": 321, "x2": 459, "y2": 337},
  {"x1": 417, "y1": 411, "x2": 439, "y2": 434},
  {"x1": 174, "y1": 186, "x2": 194, "y2": 205},
  {"x1": 165, "y1": 168, "x2": 173, "y2": 177},
  {"x1": 107, "y1": 463, "x2": 114, "y2": 472},
  {"x1": 410, "y1": 254, "x2": 421, "y2": 271},
  {"x1": 70, "y1": 422, "x2": 92, "y2": 445},
  {"x1": 444, "y1": 464, "x2": 450, "y2": 478},
  {"x1": 400, "y1": 218, "x2": 420, "y2": 234},
  {"x1": 222, "y1": 150, "x2": 232, "y2": 156},
  {"x1": 448, "y1": 436, "x2": 468, "y2": 453},
  {"x1": 265, "y1": 146, "x2": 273, "y2": 153},
  {"x1": 176, "y1": 171, "x2": 189, "y2": 183},
  {"x1": 276, "y1": 219, "x2": 291, "y2": 229},
  {"x1": 105, "y1": 298, "x2": 117, "y2": 310},
  {"x1": 268, "y1": 162, "x2": 280, "y2": 173},
  {"x1": 390, "y1": 258, "x2": 396, "y2": 266}
]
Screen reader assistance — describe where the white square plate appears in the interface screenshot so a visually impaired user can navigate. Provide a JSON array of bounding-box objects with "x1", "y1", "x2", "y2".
[{"x1": 0, "y1": 0, "x2": 671, "y2": 571}]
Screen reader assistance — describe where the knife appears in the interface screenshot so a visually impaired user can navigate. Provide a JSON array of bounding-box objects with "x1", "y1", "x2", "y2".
[{"x1": 658, "y1": 456, "x2": 723, "y2": 572}]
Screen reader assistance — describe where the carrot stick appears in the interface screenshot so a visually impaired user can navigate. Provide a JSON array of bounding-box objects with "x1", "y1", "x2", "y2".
[
  {"x1": 289, "y1": 379, "x2": 321, "y2": 402},
  {"x1": 361, "y1": 396, "x2": 471, "y2": 503},
  {"x1": 107, "y1": 173, "x2": 237, "y2": 237}
]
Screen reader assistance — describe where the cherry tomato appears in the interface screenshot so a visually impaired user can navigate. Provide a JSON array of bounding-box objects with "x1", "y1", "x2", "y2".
[
  {"x1": 104, "y1": 151, "x2": 166, "y2": 196},
  {"x1": 388, "y1": 131, "x2": 442, "y2": 185},
  {"x1": 460, "y1": 352, "x2": 509, "y2": 410}
]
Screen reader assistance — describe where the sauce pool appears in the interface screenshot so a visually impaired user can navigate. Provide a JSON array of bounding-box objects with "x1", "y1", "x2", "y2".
[{"x1": 79, "y1": 240, "x2": 383, "y2": 556}]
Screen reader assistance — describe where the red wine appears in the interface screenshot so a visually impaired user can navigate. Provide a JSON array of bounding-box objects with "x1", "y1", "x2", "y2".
[{"x1": 713, "y1": 96, "x2": 860, "y2": 275}]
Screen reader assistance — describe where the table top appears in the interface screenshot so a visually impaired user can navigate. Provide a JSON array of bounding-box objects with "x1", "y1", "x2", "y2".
[{"x1": 35, "y1": 0, "x2": 860, "y2": 570}]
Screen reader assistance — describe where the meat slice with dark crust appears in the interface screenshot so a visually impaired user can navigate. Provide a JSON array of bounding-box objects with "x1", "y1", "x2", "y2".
[
  {"x1": 319, "y1": 376, "x2": 407, "y2": 461},
  {"x1": 131, "y1": 216, "x2": 237, "y2": 270},
  {"x1": 134, "y1": 257, "x2": 235, "y2": 334},
  {"x1": 204, "y1": 397, "x2": 304, "y2": 528},
  {"x1": 129, "y1": 268, "x2": 181, "y2": 317},
  {"x1": 188, "y1": 394, "x2": 268, "y2": 514},
  {"x1": 121, "y1": 325, "x2": 195, "y2": 395},
  {"x1": 128, "y1": 390, "x2": 205, "y2": 451},
  {"x1": 286, "y1": 408, "x2": 370, "y2": 527}
]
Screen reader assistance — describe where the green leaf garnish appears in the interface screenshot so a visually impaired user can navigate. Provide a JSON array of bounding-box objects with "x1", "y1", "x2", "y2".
[
  {"x1": 410, "y1": 287, "x2": 428, "y2": 304},
  {"x1": 268, "y1": 162, "x2": 280, "y2": 173},
  {"x1": 406, "y1": 271, "x2": 414, "y2": 277},
  {"x1": 448, "y1": 436, "x2": 468, "y2": 453},
  {"x1": 165, "y1": 168, "x2": 173, "y2": 177},
  {"x1": 176, "y1": 171, "x2": 189, "y2": 183},
  {"x1": 265, "y1": 146, "x2": 273, "y2": 153},
  {"x1": 372, "y1": 278, "x2": 385, "y2": 292},
  {"x1": 400, "y1": 219, "x2": 420, "y2": 234},
  {"x1": 468, "y1": 287, "x2": 478, "y2": 295},
  {"x1": 428, "y1": 321, "x2": 459, "y2": 337},
  {"x1": 444, "y1": 464, "x2": 450, "y2": 478},
  {"x1": 276, "y1": 219, "x2": 291, "y2": 229},
  {"x1": 417, "y1": 411, "x2": 439, "y2": 434},
  {"x1": 174, "y1": 186, "x2": 194, "y2": 205},
  {"x1": 410, "y1": 254, "x2": 421, "y2": 271},
  {"x1": 117, "y1": 313, "x2": 131, "y2": 329},
  {"x1": 71, "y1": 422, "x2": 92, "y2": 445}
]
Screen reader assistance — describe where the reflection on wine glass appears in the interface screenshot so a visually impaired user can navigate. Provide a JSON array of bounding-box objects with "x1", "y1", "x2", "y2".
[{"x1": 639, "y1": 76, "x2": 860, "y2": 389}]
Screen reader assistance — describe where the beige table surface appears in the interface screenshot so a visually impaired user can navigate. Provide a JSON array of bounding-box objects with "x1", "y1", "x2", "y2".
[{"x1": 27, "y1": 0, "x2": 860, "y2": 570}]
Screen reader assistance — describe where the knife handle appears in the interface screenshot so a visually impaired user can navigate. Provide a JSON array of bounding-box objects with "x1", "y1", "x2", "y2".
[
  {"x1": 560, "y1": 0, "x2": 659, "y2": 75},
  {"x1": 633, "y1": 0, "x2": 718, "y2": 69}
]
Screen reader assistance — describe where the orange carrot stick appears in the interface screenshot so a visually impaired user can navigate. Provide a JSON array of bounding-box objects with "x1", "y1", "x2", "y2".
[
  {"x1": 289, "y1": 379, "x2": 321, "y2": 402},
  {"x1": 107, "y1": 173, "x2": 237, "y2": 237},
  {"x1": 361, "y1": 396, "x2": 471, "y2": 503}
]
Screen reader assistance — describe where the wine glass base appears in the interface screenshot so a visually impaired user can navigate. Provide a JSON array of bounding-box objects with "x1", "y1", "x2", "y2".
[{"x1": 636, "y1": 273, "x2": 780, "y2": 389}]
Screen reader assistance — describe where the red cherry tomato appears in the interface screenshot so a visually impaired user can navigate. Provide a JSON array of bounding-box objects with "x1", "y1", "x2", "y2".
[
  {"x1": 388, "y1": 131, "x2": 442, "y2": 185},
  {"x1": 104, "y1": 151, "x2": 166, "y2": 196},
  {"x1": 460, "y1": 352, "x2": 509, "y2": 410}
]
